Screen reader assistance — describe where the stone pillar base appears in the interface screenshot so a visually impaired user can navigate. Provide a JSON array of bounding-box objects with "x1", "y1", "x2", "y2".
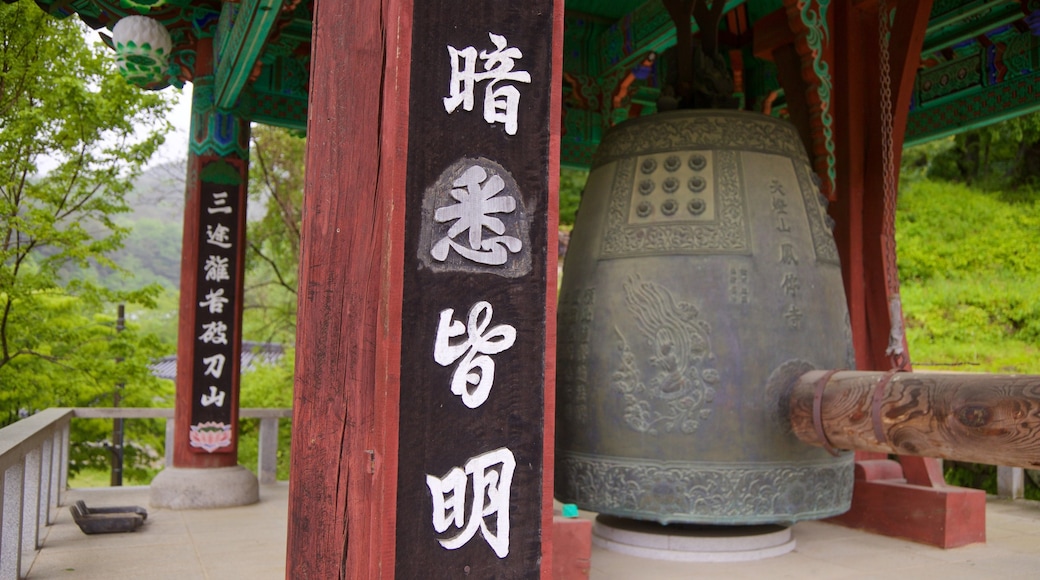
[{"x1": 150, "y1": 466, "x2": 259, "y2": 510}]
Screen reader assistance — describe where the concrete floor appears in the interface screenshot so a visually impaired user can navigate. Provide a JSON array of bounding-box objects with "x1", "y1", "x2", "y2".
[{"x1": 26, "y1": 485, "x2": 1040, "y2": 579}]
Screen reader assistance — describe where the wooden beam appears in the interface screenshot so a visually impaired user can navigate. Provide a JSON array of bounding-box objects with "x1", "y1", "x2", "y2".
[
  {"x1": 286, "y1": 0, "x2": 411, "y2": 576},
  {"x1": 790, "y1": 370, "x2": 1040, "y2": 470},
  {"x1": 288, "y1": 0, "x2": 562, "y2": 576},
  {"x1": 214, "y1": 0, "x2": 284, "y2": 110}
]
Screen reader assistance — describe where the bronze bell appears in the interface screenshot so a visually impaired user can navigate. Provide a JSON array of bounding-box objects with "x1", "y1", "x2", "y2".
[{"x1": 555, "y1": 109, "x2": 856, "y2": 525}]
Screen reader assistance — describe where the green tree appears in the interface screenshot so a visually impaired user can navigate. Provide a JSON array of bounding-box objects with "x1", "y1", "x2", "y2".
[
  {"x1": 1, "y1": 2, "x2": 175, "y2": 477},
  {"x1": 244, "y1": 125, "x2": 305, "y2": 343},
  {"x1": 908, "y1": 112, "x2": 1040, "y2": 201}
]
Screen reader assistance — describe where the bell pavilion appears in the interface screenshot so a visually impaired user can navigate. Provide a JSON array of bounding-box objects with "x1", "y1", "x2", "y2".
[{"x1": 11, "y1": 0, "x2": 1040, "y2": 577}]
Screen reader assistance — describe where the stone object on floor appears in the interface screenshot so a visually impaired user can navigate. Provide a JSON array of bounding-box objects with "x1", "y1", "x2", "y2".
[{"x1": 69, "y1": 502, "x2": 145, "y2": 534}]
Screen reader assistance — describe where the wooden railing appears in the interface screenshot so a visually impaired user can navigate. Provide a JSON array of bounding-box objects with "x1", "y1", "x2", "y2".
[{"x1": 0, "y1": 407, "x2": 291, "y2": 580}]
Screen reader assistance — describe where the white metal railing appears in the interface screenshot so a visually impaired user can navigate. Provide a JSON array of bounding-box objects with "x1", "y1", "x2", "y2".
[{"x1": 0, "y1": 407, "x2": 290, "y2": 580}]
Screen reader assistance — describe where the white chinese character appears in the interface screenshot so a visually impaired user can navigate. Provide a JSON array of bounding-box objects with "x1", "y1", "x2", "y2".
[
  {"x1": 427, "y1": 447, "x2": 515, "y2": 558},
  {"x1": 199, "y1": 287, "x2": 229, "y2": 313},
  {"x1": 200, "y1": 386, "x2": 226, "y2": 407},
  {"x1": 431, "y1": 165, "x2": 522, "y2": 266},
  {"x1": 198, "y1": 320, "x2": 229, "y2": 345},
  {"x1": 202, "y1": 353, "x2": 226, "y2": 378},
  {"x1": 444, "y1": 33, "x2": 531, "y2": 135},
  {"x1": 204, "y1": 256, "x2": 230, "y2": 282},
  {"x1": 206, "y1": 223, "x2": 233, "y2": 249},
  {"x1": 208, "y1": 191, "x2": 232, "y2": 214},
  {"x1": 434, "y1": 301, "x2": 516, "y2": 409}
]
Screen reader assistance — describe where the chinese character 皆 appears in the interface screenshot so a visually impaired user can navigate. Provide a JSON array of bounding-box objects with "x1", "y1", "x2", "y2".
[
  {"x1": 200, "y1": 386, "x2": 226, "y2": 407},
  {"x1": 431, "y1": 164, "x2": 522, "y2": 266},
  {"x1": 198, "y1": 320, "x2": 229, "y2": 345},
  {"x1": 444, "y1": 33, "x2": 532, "y2": 135},
  {"x1": 427, "y1": 447, "x2": 516, "y2": 558},
  {"x1": 208, "y1": 191, "x2": 232, "y2": 214},
  {"x1": 199, "y1": 287, "x2": 229, "y2": 313},
  {"x1": 434, "y1": 300, "x2": 516, "y2": 409},
  {"x1": 206, "y1": 223, "x2": 233, "y2": 249}
]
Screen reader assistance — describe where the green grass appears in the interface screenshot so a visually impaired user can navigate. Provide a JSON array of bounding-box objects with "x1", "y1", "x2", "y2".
[{"x1": 897, "y1": 178, "x2": 1040, "y2": 496}]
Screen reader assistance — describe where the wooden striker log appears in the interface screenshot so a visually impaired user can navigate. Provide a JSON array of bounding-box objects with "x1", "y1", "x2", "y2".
[{"x1": 789, "y1": 370, "x2": 1040, "y2": 469}]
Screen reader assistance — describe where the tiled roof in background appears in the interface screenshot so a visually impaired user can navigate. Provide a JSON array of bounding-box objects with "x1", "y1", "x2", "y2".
[{"x1": 150, "y1": 341, "x2": 286, "y2": 381}]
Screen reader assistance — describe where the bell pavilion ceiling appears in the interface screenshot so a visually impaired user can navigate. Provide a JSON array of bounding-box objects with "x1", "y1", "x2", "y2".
[{"x1": 29, "y1": 0, "x2": 1040, "y2": 164}]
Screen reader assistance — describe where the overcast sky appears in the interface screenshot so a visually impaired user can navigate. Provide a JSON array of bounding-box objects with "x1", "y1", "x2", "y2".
[{"x1": 157, "y1": 85, "x2": 192, "y2": 166}]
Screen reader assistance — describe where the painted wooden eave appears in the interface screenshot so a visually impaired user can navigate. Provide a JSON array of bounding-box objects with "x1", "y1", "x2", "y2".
[{"x1": 214, "y1": 0, "x2": 284, "y2": 111}]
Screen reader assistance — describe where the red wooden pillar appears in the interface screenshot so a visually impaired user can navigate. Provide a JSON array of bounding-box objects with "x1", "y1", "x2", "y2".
[
  {"x1": 151, "y1": 38, "x2": 257, "y2": 509},
  {"x1": 828, "y1": 0, "x2": 986, "y2": 548},
  {"x1": 287, "y1": 0, "x2": 563, "y2": 577}
]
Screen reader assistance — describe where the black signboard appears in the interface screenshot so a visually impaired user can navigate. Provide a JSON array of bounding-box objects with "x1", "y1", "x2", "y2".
[
  {"x1": 395, "y1": 3, "x2": 554, "y2": 577},
  {"x1": 188, "y1": 160, "x2": 243, "y2": 454}
]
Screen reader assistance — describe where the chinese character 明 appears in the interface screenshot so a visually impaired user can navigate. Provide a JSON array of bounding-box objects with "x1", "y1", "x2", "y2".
[
  {"x1": 202, "y1": 353, "x2": 226, "y2": 378},
  {"x1": 434, "y1": 300, "x2": 516, "y2": 409},
  {"x1": 427, "y1": 447, "x2": 516, "y2": 558},
  {"x1": 199, "y1": 287, "x2": 229, "y2": 313},
  {"x1": 200, "y1": 386, "x2": 226, "y2": 407},
  {"x1": 431, "y1": 164, "x2": 522, "y2": 266},
  {"x1": 208, "y1": 191, "x2": 232, "y2": 214},
  {"x1": 198, "y1": 320, "x2": 229, "y2": 345},
  {"x1": 444, "y1": 33, "x2": 532, "y2": 135},
  {"x1": 206, "y1": 223, "x2": 233, "y2": 249}
]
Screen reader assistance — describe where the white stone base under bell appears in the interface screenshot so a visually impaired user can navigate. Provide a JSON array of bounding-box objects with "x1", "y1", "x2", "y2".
[{"x1": 592, "y1": 515, "x2": 796, "y2": 562}]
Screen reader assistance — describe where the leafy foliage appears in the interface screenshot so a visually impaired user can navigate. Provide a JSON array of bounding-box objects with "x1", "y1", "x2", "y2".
[
  {"x1": 898, "y1": 150, "x2": 1040, "y2": 496},
  {"x1": 237, "y1": 349, "x2": 295, "y2": 480},
  {"x1": 897, "y1": 179, "x2": 1040, "y2": 374},
  {"x1": 559, "y1": 168, "x2": 587, "y2": 227},
  {"x1": 0, "y1": 3, "x2": 174, "y2": 477},
  {"x1": 905, "y1": 112, "x2": 1040, "y2": 201},
  {"x1": 244, "y1": 125, "x2": 303, "y2": 344}
]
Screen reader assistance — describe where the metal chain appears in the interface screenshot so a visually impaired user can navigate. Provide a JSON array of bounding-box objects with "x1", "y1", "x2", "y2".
[{"x1": 878, "y1": 0, "x2": 908, "y2": 369}]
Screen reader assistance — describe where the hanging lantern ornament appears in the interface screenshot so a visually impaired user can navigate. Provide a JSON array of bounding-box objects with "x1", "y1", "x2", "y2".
[{"x1": 112, "y1": 16, "x2": 173, "y2": 89}]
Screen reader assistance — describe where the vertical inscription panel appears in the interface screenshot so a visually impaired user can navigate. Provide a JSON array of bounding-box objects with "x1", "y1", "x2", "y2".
[
  {"x1": 189, "y1": 160, "x2": 244, "y2": 454},
  {"x1": 396, "y1": 3, "x2": 555, "y2": 578}
]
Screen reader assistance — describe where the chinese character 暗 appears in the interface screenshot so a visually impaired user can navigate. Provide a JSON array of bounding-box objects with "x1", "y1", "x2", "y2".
[
  {"x1": 431, "y1": 164, "x2": 522, "y2": 266},
  {"x1": 434, "y1": 301, "x2": 516, "y2": 409},
  {"x1": 426, "y1": 447, "x2": 516, "y2": 558},
  {"x1": 444, "y1": 33, "x2": 532, "y2": 135}
]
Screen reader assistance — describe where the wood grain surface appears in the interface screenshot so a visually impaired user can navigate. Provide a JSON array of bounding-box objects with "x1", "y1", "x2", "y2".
[{"x1": 791, "y1": 370, "x2": 1040, "y2": 469}]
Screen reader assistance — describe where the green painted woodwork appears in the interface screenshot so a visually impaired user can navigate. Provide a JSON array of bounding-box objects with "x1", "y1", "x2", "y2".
[
  {"x1": 214, "y1": 0, "x2": 285, "y2": 110},
  {"x1": 786, "y1": 0, "x2": 834, "y2": 197},
  {"x1": 189, "y1": 76, "x2": 251, "y2": 158},
  {"x1": 29, "y1": 0, "x2": 1040, "y2": 166},
  {"x1": 566, "y1": 0, "x2": 645, "y2": 20},
  {"x1": 922, "y1": 1, "x2": 1021, "y2": 55},
  {"x1": 906, "y1": 28, "x2": 1040, "y2": 147}
]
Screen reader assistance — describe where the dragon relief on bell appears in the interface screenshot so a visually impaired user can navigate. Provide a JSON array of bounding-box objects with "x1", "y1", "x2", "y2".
[{"x1": 612, "y1": 276, "x2": 718, "y2": 435}]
